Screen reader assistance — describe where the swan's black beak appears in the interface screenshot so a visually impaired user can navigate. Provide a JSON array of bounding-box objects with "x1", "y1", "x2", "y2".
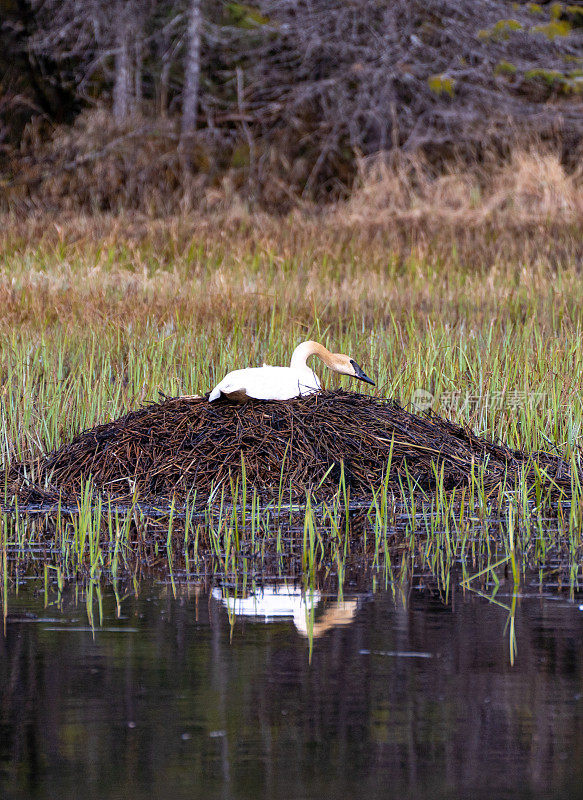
[{"x1": 351, "y1": 359, "x2": 375, "y2": 386}]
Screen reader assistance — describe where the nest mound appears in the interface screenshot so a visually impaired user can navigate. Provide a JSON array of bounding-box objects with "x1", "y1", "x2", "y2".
[{"x1": 7, "y1": 390, "x2": 574, "y2": 507}]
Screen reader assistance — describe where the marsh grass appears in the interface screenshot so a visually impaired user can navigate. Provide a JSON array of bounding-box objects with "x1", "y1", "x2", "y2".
[
  {"x1": 1, "y1": 461, "x2": 582, "y2": 590},
  {"x1": 0, "y1": 210, "x2": 582, "y2": 595},
  {"x1": 0, "y1": 480, "x2": 579, "y2": 656},
  {"x1": 1, "y1": 213, "x2": 582, "y2": 460},
  {"x1": 2, "y1": 450, "x2": 582, "y2": 650}
]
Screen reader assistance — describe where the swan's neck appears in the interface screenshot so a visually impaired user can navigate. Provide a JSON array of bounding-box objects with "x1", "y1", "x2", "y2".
[{"x1": 290, "y1": 341, "x2": 334, "y2": 371}]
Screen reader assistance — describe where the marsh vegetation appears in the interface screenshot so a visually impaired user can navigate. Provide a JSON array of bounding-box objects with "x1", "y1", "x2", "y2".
[
  {"x1": 2, "y1": 3, "x2": 583, "y2": 796},
  {"x1": 1, "y1": 190, "x2": 582, "y2": 592},
  {"x1": 1, "y1": 149, "x2": 583, "y2": 800}
]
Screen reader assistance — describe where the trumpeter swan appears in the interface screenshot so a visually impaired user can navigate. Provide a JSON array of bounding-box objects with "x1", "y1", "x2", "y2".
[{"x1": 208, "y1": 340, "x2": 374, "y2": 402}]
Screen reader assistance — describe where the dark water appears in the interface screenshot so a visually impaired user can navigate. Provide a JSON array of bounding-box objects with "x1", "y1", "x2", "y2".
[{"x1": 2, "y1": 579, "x2": 583, "y2": 800}]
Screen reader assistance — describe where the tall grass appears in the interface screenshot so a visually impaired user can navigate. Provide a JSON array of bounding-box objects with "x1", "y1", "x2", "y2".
[{"x1": 1, "y1": 213, "x2": 582, "y2": 463}]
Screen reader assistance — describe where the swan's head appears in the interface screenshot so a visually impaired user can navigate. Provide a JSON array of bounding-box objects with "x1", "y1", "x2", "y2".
[
  {"x1": 333, "y1": 354, "x2": 375, "y2": 386},
  {"x1": 290, "y1": 341, "x2": 375, "y2": 386}
]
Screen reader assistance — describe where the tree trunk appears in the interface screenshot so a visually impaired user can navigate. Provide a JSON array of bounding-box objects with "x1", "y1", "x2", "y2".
[
  {"x1": 134, "y1": 35, "x2": 143, "y2": 113},
  {"x1": 160, "y1": 54, "x2": 170, "y2": 118},
  {"x1": 180, "y1": 0, "x2": 202, "y2": 141},
  {"x1": 113, "y1": 1, "x2": 132, "y2": 124},
  {"x1": 159, "y1": 33, "x2": 171, "y2": 118}
]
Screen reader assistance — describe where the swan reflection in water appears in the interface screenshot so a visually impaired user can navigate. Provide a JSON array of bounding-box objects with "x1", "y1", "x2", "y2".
[{"x1": 211, "y1": 584, "x2": 359, "y2": 638}]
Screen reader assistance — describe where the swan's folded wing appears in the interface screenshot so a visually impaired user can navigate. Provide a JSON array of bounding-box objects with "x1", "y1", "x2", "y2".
[
  {"x1": 209, "y1": 366, "x2": 321, "y2": 402},
  {"x1": 245, "y1": 367, "x2": 320, "y2": 399}
]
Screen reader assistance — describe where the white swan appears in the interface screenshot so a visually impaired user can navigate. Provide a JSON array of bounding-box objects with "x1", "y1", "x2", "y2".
[{"x1": 208, "y1": 340, "x2": 375, "y2": 402}]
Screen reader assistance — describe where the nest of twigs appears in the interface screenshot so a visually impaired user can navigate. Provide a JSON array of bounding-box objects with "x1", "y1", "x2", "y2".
[{"x1": 5, "y1": 390, "x2": 575, "y2": 507}]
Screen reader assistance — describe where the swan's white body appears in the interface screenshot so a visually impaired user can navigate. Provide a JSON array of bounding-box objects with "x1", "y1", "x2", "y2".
[
  {"x1": 208, "y1": 365, "x2": 320, "y2": 402},
  {"x1": 208, "y1": 340, "x2": 374, "y2": 403}
]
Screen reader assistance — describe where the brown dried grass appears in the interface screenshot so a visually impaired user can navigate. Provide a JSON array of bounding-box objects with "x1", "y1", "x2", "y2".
[
  {"x1": 5, "y1": 106, "x2": 583, "y2": 226},
  {"x1": 0, "y1": 195, "x2": 581, "y2": 341},
  {"x1": 339, "y1": 148, "x2": 583, "y2": 226}
]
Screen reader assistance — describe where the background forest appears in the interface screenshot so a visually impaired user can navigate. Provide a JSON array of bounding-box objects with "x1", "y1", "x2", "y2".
[{"x1": 1, "y1": 0, "x2": 583, "y2": 213}]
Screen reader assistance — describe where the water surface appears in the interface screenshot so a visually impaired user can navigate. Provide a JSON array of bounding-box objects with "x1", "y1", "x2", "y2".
[{"x1": 2, "y1": 578, "x2": 583, "y2": 800}]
